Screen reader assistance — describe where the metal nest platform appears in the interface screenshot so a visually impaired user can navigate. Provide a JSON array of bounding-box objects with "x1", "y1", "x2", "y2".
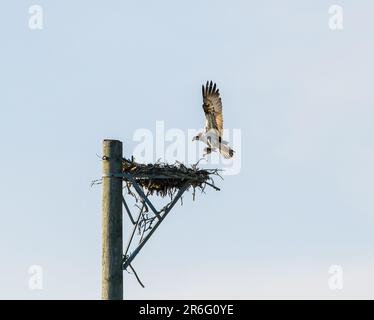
[
  {"x1": 122, "y1": 157, "x2": 221, "y2": 197},
  {"x1": 118, "y1": 157, "x2": 222, "y2": 287}
]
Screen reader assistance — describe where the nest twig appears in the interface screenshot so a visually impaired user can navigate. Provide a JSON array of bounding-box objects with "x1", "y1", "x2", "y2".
[{"x1": 122, "y1": 157, "x2": 222, "y2": 199}]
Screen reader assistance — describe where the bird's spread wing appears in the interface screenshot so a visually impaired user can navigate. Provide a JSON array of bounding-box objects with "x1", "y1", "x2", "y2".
[{"x1": 202, "y1": 81, "x2": 223, "y2": 137}]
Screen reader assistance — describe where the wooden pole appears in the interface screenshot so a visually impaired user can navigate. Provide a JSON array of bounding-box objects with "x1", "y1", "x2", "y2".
[{"x1": 102, "y1": 139, "x2": 123, "y2": 300}]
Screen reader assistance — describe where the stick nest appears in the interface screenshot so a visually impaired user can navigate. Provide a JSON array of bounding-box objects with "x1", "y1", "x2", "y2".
[{"x1": 122, "y1": 157, "x2": 222, "y2": 199}]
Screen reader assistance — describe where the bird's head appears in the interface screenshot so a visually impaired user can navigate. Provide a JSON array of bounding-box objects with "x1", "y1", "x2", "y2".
[{"x1": 192, "y1": 133, "x2": 203, "y2": 141}]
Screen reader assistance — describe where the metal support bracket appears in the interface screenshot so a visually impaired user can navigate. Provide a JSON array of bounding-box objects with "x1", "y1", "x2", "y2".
[{"x1": 120, "y1": 172, "x2": 189, "y2": 271}]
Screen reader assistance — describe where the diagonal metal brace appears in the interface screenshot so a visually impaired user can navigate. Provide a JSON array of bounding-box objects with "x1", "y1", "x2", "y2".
[
  {"x1": 122, "y1": 172, "x2": 161, "y2": 220},
  {"x1": 122, "y1": 184, "x2": 188, "y2": 270}
]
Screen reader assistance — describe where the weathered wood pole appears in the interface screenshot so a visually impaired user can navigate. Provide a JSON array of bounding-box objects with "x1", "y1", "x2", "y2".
[{"x1": 102, "y1": 139, "x2": 123, "y2": 300}]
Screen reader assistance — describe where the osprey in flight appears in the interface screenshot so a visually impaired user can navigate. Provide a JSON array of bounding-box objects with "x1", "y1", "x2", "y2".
[{"x1": 193, "y1": 81, "x2": 235, "y2": 159}]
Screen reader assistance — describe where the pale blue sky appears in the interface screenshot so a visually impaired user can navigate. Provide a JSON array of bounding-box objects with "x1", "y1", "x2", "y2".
[{"x1": 0, "y1": 1, "x2": 373, "y2": 299}]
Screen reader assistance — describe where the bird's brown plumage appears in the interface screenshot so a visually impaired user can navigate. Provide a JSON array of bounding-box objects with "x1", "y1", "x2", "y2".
[{"x1": 202, "y1": 81, "x2": 224, "y2": 137}]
